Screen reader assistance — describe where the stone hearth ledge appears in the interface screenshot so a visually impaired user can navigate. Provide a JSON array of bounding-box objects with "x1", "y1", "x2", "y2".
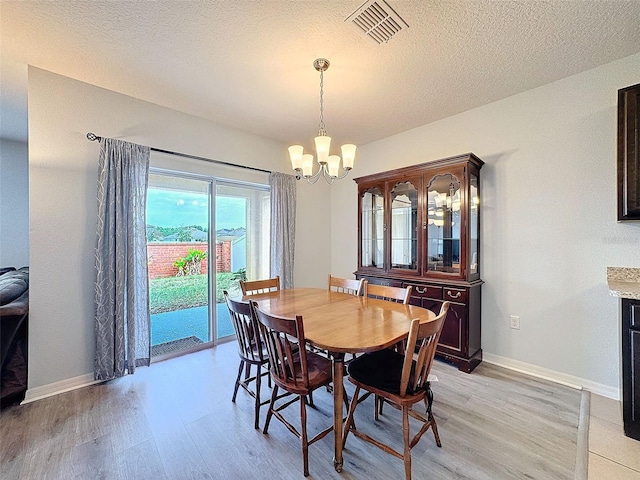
[{"x1": 607, "y1": 267, "x2": 640, "y2": 300}]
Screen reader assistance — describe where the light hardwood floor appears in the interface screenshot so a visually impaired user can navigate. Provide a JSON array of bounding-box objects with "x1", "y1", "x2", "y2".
[{"x1": 1, "y1": 343, "x2": 581, "y2": 479}]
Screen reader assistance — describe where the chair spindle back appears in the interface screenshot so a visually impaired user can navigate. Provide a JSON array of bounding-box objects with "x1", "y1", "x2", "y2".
[
  {"x1": 328, "y1": 275, "x2": 365, "y2": 296},
  {"x1": 240, "y1": 276, "x2": 281, "y2": 295},
  {"x1": 400, "y1": 301, "x2": 449, "y2": 397},
  {"x1": 250, "y1": 301, "x2": 310, "y2": 392},
  {"x1": 365, "y1": 282, "x2": 412, "y2": 304},
  {"x1": 224, "y1": 291, "x2": 264, "y2": 363}
]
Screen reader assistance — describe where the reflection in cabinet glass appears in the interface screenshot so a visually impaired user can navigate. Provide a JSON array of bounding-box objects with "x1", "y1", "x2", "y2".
[
  {"x1": 470, "y1": 173, "x2": 479, "y2": 275},
  {"x1": 427, "y1": 174, "x2": 461, "y2": 274},
  {"x1": 361, "y1": 187, "x2": 384, "y2": 268},
  {"x1": 391, "y1": 181, "x2": 418, "y2": 270}
]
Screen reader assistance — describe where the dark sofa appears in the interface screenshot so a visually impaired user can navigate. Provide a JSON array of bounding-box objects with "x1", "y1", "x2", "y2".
[{"x1": 0, "y1": 267, "x2": 29, "y2": 408}]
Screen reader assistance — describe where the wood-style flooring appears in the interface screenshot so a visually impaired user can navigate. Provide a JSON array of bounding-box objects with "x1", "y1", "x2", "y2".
[{"x1": 1, "y1": 342, "x2": 581, "y2": 479}]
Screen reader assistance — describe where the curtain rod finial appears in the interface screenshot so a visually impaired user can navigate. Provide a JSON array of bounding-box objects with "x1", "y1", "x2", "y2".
[{"x1": 87, "y1": 132, "x2": 100, "y2": 142}]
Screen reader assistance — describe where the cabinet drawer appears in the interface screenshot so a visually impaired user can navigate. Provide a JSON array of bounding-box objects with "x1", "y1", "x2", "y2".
[
  {"x1": 407, "y1": 284, "x2": 442, "y2": 299},
  {"x1": 444, "y1": 288, "x2": 467, "y2": 303}
]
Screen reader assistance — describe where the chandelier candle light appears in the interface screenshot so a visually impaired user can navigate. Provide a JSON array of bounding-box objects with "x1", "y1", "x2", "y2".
[{"x1": 289, "y1": 58, "x2": 357, "y2": 184}]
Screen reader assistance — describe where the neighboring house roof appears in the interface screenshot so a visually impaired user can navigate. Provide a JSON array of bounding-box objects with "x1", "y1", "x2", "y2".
[
  {"x1": 190, "y1": 230, "x2": 208, "y2": 241},
  {"x1": 216, "y1": 227, "x2": 246, "y2": 237},
  {"x1": 159, "y1": 228, "x2": 208, "y2": 242},
  {"x1": 153, "y1": 227, "x2": 246, "y2": 242}
]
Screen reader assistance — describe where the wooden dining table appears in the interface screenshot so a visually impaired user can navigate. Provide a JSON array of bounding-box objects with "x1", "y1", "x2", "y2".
[{"x1": 241, "y1": 287, "x2": 436, "y2": 472}]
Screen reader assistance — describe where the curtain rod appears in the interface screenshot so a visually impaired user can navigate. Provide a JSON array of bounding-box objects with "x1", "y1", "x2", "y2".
[{"x1": 86, "y1": 133, "x2": 272, "y2": 174}]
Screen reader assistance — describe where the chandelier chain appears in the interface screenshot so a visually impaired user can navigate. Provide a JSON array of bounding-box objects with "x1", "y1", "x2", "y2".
[{"x1": 318, "y1": 69, "x2": 326, "y2": 135}]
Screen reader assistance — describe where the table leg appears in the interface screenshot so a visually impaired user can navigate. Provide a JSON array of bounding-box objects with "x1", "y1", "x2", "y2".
[{"x1": 332, "y1": 352, "x2": 345, "y2": 472}]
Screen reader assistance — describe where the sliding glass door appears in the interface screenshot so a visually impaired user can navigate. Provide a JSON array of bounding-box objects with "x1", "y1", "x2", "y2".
[
  {"x1": 214, "y1": 181, "x2": 270, "y2": 340},
  {"x1": 147, "y1": 173, "x2": 212, "y2": 357},
  {"x1": 146, "y1": 170, "x2": 270, "y2": 357}
]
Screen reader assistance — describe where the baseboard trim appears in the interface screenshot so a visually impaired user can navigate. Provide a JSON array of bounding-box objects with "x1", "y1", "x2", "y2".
[
  {"x1": 23, "y1": 373, "x2": 102, "y2": 404},
  {"x1": 483, "y1": 352, "x2": 620, "y2": 400}
]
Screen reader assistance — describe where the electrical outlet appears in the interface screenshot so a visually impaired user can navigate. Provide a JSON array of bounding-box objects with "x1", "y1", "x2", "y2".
[{"x1": 509, "y1": 315, "x2": 520, "y2": 330}]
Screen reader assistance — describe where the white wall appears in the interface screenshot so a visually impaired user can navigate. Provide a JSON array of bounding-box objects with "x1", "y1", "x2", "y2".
[
  {"x1": 331, "y1": 53, "x2": 640, "y2": 398},
  {"x1": 0, "y1": 138, "x2": 29, "y2": 267},
  {"x1": 295, "y1": 178, "x2": 332, "y2": 287},
  {"x1": 28, "y1": 67, "x2": 331, "y2": 392}
]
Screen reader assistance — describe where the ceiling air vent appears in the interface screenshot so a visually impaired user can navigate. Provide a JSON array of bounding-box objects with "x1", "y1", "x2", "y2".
[{"x1": 346, "y1": 0, "x2": 409, "y2": 45}]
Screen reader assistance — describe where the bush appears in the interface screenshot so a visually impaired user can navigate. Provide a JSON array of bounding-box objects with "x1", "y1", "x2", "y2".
[{"x1": 174, "y1": 249, "x2": 207, "y2": 276}]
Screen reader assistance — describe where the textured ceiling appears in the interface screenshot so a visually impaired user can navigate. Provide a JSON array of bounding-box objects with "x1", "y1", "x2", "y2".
[{"x1": 1, "y1": 1, "x2": 640, "y2": 149}]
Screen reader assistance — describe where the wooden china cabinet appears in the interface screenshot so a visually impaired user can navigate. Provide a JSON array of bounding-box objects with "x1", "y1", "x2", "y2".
[{"x1": 354, "y1": 153, "x2": 484, "y2": 372}]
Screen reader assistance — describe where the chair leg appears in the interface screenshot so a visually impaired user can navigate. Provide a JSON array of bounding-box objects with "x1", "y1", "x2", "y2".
[
  {"x1": 254, "y1": 363, "x2": 262, "y2": 430},
  {"x1": 263, "y1": 385, "x2": 278, "y2": 434},
  {"x1": 375, "y1": 394, "x2": 387, "y2": 419},
  {"x1": 402, "y1": 406, "x2": 412, "y2": 480},
  {"x1": 425, "y1": 383, "x2": 434, "y2": 415},
  {"x1": 425, "y1": 384, "x2": 442, "y2": 447},
  {"x1": 342, "y1": 385, "x2": 356, "y2": 429},
  {"x1": 342, "y1": 385, "x2": 360, "y2": 449},
  {"x1": 232, "y1": 360, "x2": 244, "y2": 402},
  {"x1": 300, "y1": 394, "x2": 309, "y2": 477},
  {"x1": 430, "y1": 414, "x2": 442, "y2": 448}
]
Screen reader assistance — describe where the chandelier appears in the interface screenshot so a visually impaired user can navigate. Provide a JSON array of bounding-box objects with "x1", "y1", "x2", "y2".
[{"x1": 288, "y1": 58, "x2": 357, "y2": 184}]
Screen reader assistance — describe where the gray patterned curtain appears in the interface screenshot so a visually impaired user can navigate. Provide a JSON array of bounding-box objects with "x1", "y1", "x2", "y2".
[
  {"x1": 269, "y1": 172, "x2": 296, "y2": 288},
  {"x1": 94, "y1": 138, "x2": 151, "y2": 381}
]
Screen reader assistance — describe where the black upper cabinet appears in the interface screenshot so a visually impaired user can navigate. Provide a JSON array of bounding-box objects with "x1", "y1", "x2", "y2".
[{"x1": 618, "y1": 83, "x2": 640, "y2": 221}]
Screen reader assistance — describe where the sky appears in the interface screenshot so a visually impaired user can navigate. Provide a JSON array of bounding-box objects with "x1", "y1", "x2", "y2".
[{"x1": 147, "y1": 188, "x2": 246, "y2": 230}]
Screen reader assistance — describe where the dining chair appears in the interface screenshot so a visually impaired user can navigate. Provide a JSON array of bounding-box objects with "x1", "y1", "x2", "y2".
[
  {"x1": 328, "y1": 274, "x2": 365, "y2": 296},
  {"x1": 321, "y1": 275, "x2": 366, "y2": 362},
  {"x1": 240, "y1": 276, "x2": 280, "y2": 295},
  {"x1": 364, "y1": 281, "x2": 412, "y2": 304},
  {"x1": 341, "y1": 301, "x2": 450, "y2": 480},
  {"x1": 223, "y1": 291, "x2": 271, "y2": 429},
  {"x1": 250, "y1": 300, "x2": 335, "y2": 477}
]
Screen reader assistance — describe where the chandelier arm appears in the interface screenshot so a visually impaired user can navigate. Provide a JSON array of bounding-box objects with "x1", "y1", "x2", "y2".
[
  {"x1": 334, "y1": 168, "x2": 353, "y2": 180},
  {"x1": 300, "y1": 163, "x2": 324, "y2": 184},
  {"x1": 305, "y1": 170, "x2": 323, "y2": 184},
  {"x1": 322, "y1": 170, "x2": 335, "y2": 185}
]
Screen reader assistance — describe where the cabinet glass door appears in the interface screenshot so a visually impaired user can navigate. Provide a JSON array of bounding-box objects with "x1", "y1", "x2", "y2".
[
  {"x1": 469, "y1": 173, "x2": 479, "y2": 276},
  {"x1": 361, "y1": 187, "x2": 384, "y2": 269},
  {"x1": 390, "y1": 181, "x2": 418, "y2": 271},
  {"x1": 427, "y1": 174, "x2": 461, "y2": 274}
]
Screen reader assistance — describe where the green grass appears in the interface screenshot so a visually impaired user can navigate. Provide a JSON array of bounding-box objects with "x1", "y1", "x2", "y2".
[{"x1": 149, "y1": 273, "x2": 242, "y2": 314}]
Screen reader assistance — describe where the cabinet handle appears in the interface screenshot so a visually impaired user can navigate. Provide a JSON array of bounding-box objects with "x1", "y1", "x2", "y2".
[
  {"x1": 447, "y1": 290, "x2": 461, "y2": 299},
  {"x1": 416, "y1": 287, "x2": 427, "y2": 294}
]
